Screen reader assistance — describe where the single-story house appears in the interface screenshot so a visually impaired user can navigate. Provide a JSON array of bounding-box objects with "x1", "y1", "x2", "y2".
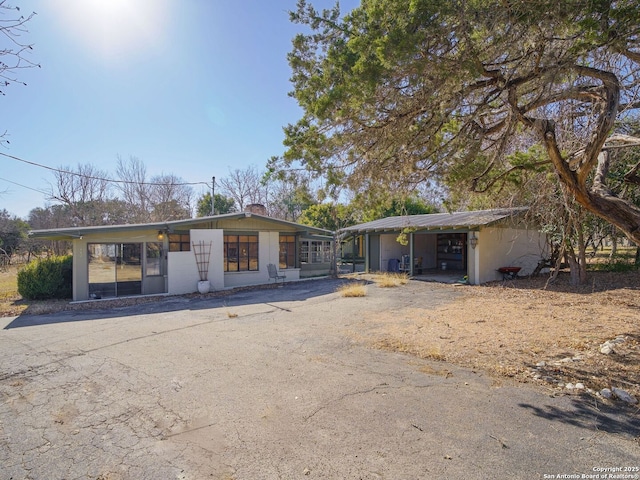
[
  {"x1": 28, "y1": 211, "x2": 333, "y2": 302},
  {"x1": 338, "y1": 208, "x2": 548, "y2": 285}
]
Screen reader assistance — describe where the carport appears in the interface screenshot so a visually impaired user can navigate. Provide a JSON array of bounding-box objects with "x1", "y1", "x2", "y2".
[{"x1": 339, "y1": 208, "x2": 547, "y2": 285}]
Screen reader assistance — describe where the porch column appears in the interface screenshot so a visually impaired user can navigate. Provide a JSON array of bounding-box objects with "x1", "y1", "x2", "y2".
[
  {"x1": 469, "y1": 230, "x2": 480, "y2": 285},
  {"x1": 351, "y1": 236, "x2": 356, "y2": 273},
  {"x1": 365, "y1": 233, "x2": 370, "y2": 273},
  {"x1": 409, "y1": 232, "x2": 415, "y2": 276}
]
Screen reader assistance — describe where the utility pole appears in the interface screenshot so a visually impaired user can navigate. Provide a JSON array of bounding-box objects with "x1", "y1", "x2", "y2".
[{"x1": 211, "y1": 176, "x2": 215, "y2": 216}]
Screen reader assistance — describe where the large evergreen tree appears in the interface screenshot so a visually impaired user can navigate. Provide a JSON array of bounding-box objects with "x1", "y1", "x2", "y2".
[{"x1": 272, "y1": 0, "x2": 640, "y2": 244}]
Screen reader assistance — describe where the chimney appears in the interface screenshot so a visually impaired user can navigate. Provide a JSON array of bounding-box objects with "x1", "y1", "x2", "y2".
[{"x1": 245, "y1": 203, "x2": 267, "y2": 216}]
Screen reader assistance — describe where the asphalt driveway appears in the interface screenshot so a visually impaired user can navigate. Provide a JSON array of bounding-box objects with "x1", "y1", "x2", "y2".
[{"x1": 1, "y1": 279, "x2": 638, "y2": 479}]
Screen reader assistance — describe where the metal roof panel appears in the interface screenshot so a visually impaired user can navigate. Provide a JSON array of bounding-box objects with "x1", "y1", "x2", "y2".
[{"x1": 339, "y1": 208, "x2": 528, "y2": 234}]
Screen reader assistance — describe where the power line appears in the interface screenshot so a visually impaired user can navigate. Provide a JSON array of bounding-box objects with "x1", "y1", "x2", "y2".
[
  {"x1": 0, "y1": 176, "x2": 50, "y2": 196},
  {"x1": 0, "y1": 152, "x2": 211, "y2": 187}
]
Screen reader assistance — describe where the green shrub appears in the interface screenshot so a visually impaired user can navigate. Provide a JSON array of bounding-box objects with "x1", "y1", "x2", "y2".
[{"x1": 17, "y1": 255, "x2": 73, "y2": 300}]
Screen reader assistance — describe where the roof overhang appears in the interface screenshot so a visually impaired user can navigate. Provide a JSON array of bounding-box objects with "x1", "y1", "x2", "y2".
[
  {"x1": 28, "y1": 212, "x2": 333, "y2": 240},
  {"x1": 338, "y1": 208, "x2": 529, "y2": 236}
]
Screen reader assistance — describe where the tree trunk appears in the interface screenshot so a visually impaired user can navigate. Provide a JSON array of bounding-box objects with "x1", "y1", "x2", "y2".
[
  {"x1": 565, "y1": 250, "x2": 579, "y2": 286},
  {"x1": 536, "y1": 82, "x2": 640, "y2": 248},
  {"x1": 609, "y1": 236, "x2": 618, "y2": 259},
  {"x1": 576, "y1": 228, "x2": 588, "y2": 285}
]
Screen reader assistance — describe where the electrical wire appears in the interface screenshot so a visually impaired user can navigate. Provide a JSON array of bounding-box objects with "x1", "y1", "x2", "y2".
[
  {"x1": 0, "y1": 151, "x2": 211, "y2": 187},
  {"x1": 0, "y1": 176, "x2": 51, "y2": 196}
]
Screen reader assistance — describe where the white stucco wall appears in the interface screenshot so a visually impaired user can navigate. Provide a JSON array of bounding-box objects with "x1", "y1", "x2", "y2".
[
  {"x1": 477, "y1": 226, "x2": 547, "y2": 283},
  {"x1": 192, "y1": 229, "x2": 224, "y2": 290},
  {"x1": 167, "y1": 229, "x2": 224, "y2": 294},
  {"x1": 167, "y1": 251, "x2": 199, "y2": 295},
  {"x1": 164, "y1": 229, "x2": 304, "y2": 293}
]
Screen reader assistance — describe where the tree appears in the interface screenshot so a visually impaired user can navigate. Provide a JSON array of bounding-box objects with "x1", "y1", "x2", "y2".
[
  {"x1": 273, "y1": 0, "x2": 640, "y2": 246},
  {"x1": 298, "y1": 202, "x2": 358, "y2": 231},
  {"x1": 47, "y1": 163, "x2": 112, "y2": 226},
  {"x1": 195, "y1": 192, "x2": 237, "y2": 217},
  {"x1": 115, "y1": 156, "x2": 194, "y2": 222},
  {"x1": 1, "y1": 1, "x2": 39, "y2": 146},
  {"x1": 115, "y1": 155, "x2": 150, "y2": 220},
  {"x1": 147, "y1": 173, "x2": 193, "y2": 221},
  {"x1": 0, "y1": 208, "x2": 28, "y2": 260},
  {"x1": 359, "y1": 195, "x2": 437, "y2": 222},
  {"x1": 266, "y1": 172, "x2": 317, "y2": 221},
  {"x1": 27, "y1": 205, "x2": 74, "y2": 256},
  {"x1": 219, "y1": 166, "x2": 267, "y2": 211}
]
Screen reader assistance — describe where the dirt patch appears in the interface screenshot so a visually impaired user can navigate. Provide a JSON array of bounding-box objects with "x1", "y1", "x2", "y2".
[{"x1": 356, "y1": 271, "x2": 640, "y2": 402}]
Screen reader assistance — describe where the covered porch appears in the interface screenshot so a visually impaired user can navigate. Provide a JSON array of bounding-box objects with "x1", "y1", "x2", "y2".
[{"x1": 338, "y1": 208, "x2": 546, "y2": 285}]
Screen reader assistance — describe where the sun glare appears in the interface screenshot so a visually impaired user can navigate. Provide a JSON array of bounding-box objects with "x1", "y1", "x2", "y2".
[{"x1": 52, "y1": 0, "x2": 170, "y2": 64}]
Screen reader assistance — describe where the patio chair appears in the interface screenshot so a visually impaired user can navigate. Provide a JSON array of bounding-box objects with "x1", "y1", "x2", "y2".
[{"x1": 267, "y1": 263, "x2": 286, "y2": 284}]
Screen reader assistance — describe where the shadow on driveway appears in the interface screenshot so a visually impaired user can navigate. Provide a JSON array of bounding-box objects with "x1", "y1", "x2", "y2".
[
  {"x1": 518, "y1": 398, "x2": 640, "y2": 439},
  {"x1": 4, "y1": 277, "x2": 364, "y2": 330}
]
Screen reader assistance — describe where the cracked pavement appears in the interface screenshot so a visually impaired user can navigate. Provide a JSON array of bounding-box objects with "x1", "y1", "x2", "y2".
[{"x1": 1, "y1": 279, "x2": 638, "y2": 479}]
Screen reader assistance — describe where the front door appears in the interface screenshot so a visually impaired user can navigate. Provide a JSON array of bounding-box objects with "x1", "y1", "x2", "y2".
[{"x1": 143, "y1": 241, "x2": 167, "y2": 295}]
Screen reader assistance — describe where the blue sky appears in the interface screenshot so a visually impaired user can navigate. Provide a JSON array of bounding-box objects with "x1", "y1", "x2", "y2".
[{"x1": 1, "y1": 0, "x2": 358, "y2": 219}]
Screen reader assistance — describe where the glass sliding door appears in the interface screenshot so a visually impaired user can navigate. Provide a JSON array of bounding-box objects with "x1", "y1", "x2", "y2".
[
  {"x1": 88, "y1": 243, "x2": 142, "y2": 298},
  {"x1": 117, "y1": 243, "x2": 142, "y2": 295}
]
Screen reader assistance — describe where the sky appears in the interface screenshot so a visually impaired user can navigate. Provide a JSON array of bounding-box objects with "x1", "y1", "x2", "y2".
[{"x1": 1, "y1": 0, "x2": 359, "y2": 219}]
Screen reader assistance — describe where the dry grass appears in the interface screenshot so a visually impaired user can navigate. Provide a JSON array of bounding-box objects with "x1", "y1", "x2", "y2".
[
  {"x1": 0, "y1": 265, "x2": 28, "y2": 317},
  {"x1": 373, "y1": 272, "x2": 410, "y2": 288},
  {"x1": 374, "y1": 337, "x2": 445, "y2": 361},
  {"x1": 354, "y1": 270, "x2": 640, "y2": 400},
  {"x1": 337, "y1": 282, "x2": 367, "y2": 297}
]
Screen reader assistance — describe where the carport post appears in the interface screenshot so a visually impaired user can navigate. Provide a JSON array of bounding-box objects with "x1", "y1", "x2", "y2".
[
  {"x1": 351, "y1": 236, "x2": 356, "y2": 273},
  {"x1": 469, "y1": 229, "x2": 480, "y2": 285},
  {"x1": 409, "y1": 232, "x2": 415, "y2": 276},
  {"x1": 365, "y1": 233, "x2": 370, "y2": 273}
]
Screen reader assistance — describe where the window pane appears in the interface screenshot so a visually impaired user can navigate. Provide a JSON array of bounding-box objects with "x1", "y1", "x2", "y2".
[
  {"x1": 118, "y1": 244, "x2": 142, "y2": 281},
  {"x1": 169, "y1": 233, "x2": 190, "y2": 251},
  {"x1": 248, "y1": 242, "x2": 259, "y2": 271},
  {"x1": 279, "y1": 235, "x2": 296, "y2": 269},
  {"x1": 146, "y1": 242, "x2": 163, "y2": 276},
  {"x1": 88, "y1": 244, "x2": 116, "y2": 298}
]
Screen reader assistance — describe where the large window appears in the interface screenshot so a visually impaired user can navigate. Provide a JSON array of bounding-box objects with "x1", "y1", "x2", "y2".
[
  {"x1": 224, "y1": 234, "x2": 259, "y2": 272},
  {"x1": 88, "y1": 243, "x2": 142, "y2": 298},
  {"x1": 300, "y1": 240, "x2": 331, "y2": 264},
  {"x1": 279, "y1": 234, "x2": 296, "y2": 269}
]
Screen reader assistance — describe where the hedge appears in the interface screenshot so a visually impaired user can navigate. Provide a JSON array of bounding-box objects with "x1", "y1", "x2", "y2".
[{"x1": 17, "y1": 255, "x2": 73, "y2": 300}]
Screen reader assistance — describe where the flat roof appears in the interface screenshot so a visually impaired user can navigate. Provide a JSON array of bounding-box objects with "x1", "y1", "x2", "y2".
[
  {"x1": 339, "y1": 208, "x2": 528, "y2": 234},
  {"x1": 28, "y1": 212, "x2": 333, "y2": 240}
]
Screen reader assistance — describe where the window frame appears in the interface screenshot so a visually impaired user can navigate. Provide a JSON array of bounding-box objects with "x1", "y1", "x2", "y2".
[
  {"x1": 168, "y1": 233, "x2": 191, "y2": 252},
  {"x1": 279, "y1": 234, "x2": 296, "y2": 269},
  {"x1": 145, "y1": 242, "x2": 164, "y2": 277},
  {"x1": 224, "y1": 233, "x2": 259, "y2": 272},
  {"x1": 300, "y1": 239, "x2": 332, "y2": 264}
]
